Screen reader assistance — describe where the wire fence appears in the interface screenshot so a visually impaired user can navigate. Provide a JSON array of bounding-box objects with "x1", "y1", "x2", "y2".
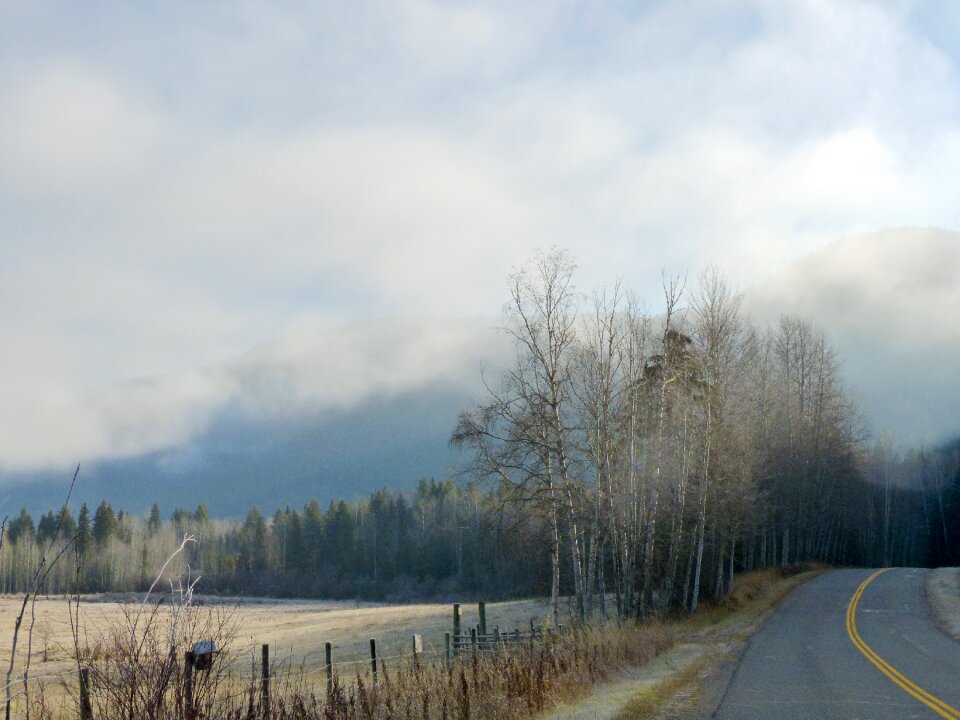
[{"x1": 2, "y1": 600, "x2": 572, "y2": 719}]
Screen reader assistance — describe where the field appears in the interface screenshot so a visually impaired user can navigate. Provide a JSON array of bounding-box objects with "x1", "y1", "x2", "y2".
[
  {"x1": 0, "y1": 572, "x2": 807, "y2": 719},
  {"x1": 0, "y1": 593, "x2": 556, "y2": 684}
]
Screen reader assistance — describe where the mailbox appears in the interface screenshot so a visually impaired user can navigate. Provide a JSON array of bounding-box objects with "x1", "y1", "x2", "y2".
[{"x1": 192, "y1": 640, "x2": 217, "y2": 671}]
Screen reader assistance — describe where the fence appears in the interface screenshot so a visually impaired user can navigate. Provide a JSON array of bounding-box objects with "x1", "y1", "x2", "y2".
[
  {"x1": 5, "y1": 600, "x2": 560, "y2": 720},
  {"x1": 445, "y1": 601, "x2": 558, "y2": 663}
]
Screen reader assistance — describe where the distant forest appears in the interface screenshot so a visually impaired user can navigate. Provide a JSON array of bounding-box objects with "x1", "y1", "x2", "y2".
[{"x1": 2, "y1": 251, "x2": 960, "y2": 617}]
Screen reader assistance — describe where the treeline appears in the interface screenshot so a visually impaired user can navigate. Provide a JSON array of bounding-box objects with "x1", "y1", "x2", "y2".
[
  {"x1": 0, "y1": 479, "x2": 549, "y2": 600},
  {"x1": 2, "y1": 446, "x2": 956, "y2": 604},
  {"x1": 861, "y1": 440, "x2": 960, "y2": 568},
  {"x1": 451, "y1": 251, "x2": 960, "y2": 621}
]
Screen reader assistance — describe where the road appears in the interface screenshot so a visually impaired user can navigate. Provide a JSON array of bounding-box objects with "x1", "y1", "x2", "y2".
[{"x1": 711, "y1": 568, "x2": 960, "y2": 720}]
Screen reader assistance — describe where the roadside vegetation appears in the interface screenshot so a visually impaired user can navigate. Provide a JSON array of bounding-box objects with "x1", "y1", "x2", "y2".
[
  {"x1": 8, "y1": 595, "x2": 672, "y2": 719},
  {"x1": 553, "y1": 567, "x2": 820, "y2": 720},
  {"x1": 8, "y1": 568, "x2": 818, "y2": 720}
]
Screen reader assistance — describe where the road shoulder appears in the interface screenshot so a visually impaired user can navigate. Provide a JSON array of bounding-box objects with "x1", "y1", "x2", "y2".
[
  {"x1": 542, "y1": 569, "x2": 820, "y2": 720},
  {"x1": 926, "y1": 566, "x2": 960, "y2": 642}
]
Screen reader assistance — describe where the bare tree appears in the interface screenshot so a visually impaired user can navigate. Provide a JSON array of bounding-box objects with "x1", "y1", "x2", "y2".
[{"x1": 453, "y1": 248, "x2": 586, "y2": 623}]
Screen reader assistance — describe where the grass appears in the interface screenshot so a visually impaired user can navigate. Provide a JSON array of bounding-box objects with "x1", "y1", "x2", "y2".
[
  {"x1": 2, "y1": 567, "x2": 819, "y2": 719},
  {"x1": 2, "y1": 594, "x2": 670, "y2": 719},
  {"x1": 613, "y1": 654, "x2": 710, "y2": 720},
  {"x1": 673, "y1": 566, "x2": 816, "y2": 632},
  {"x1": 0, "y1": 594, "x2": 555, "y2": 679},
  {"x1": 542, "y1": 566, "x2": 822, "y2": 720},
  {"x1": 618, "y1": 566, "x2": 822, "y2": 720},
  {"x1": 13, "y1": 615, "x2": 673, "y2": 719}
]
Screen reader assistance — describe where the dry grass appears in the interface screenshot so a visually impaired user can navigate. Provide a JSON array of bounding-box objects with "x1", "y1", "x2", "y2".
[
  {"x1": 10, "y1": 611, "x2": 672, "y2": 720},
  {"x1": 641, "y1": 567, "x2": 822, "y2": 719},
  {"x1": 0, "y1": 594, "x2": 554, "y2": 679},
  {"x1": 1, "y1": 593, "x2": 653, "y2": 719},
  {"x1": 613, "y1": 653, "x2": 710, "y2": 720},
  {"x1": 546, "y1": 567, "x2": 822, "y2": 720},
  {"x1": 1, "y1": 568, "x2": 818, "y2": 719},
  {"x1": 671, "y1": 566, "x2": 816, "y2": 634}
]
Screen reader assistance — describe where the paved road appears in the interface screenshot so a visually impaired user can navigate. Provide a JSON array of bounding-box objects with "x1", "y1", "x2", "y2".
[{"x1": 712, "y1": 568, "x2": 960, "y2": 720}]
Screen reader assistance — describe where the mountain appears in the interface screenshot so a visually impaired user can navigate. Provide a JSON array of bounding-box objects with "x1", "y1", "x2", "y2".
[
  {"x1": 4, "y1": 227, "x2": 958, "y2": 518},
  {"x1": 0, "y1": 317, "x2": 511, "y2": 517},
  {"x1": 742, "y1": 226, "x2": 960, "y2": 445}
]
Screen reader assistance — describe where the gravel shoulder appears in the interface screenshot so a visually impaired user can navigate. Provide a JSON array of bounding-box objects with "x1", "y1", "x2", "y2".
[
  {"x1": 925, "y1": 566, "x2": 960, "y2": 641},
  {"x1": 542, "y1": 570, "x2": 820, "y2": 720}
]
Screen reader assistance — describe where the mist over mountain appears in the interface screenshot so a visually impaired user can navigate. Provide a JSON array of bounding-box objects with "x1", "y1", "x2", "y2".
[
  {"x1": 2, "y1": 382, "x2": 474, "y2": 517},
  {"x1": 3, "y1": 227, "x2": 958, "y2": 518},
  {"x1": 0, "y1": 317, "x2": 511, "y2": 516},
  {"x1": 743, "y1": 226, "x2": 960, "y2": 446}
]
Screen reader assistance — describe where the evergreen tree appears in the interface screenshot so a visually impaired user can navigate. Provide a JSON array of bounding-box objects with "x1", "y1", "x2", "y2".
[
  {"x1": 8, "y1": 508, "x2": 35, "y2": 544},
  {"x1": 302, "y1": 500, "x2": 324, "y2": 572},
  {"x1": 36, "y1": 511, "x2": 58, "y2": 544},
  {"x1": 286, "y1": 510, "x2": 305, "y2": 573},
  {"x1": 76, "y1": 503, "x2": 92, "y2": 556},
  {"x1": 171, "y1": 507, "x2": 190, "y2": 536},
  {"x1": 147, "y1": 503, "x2": 162, "y2": 536},
  {"x1": 60, "y1": 506, "x2": 77, "y2": 539},
  {"x1": 92, "y1": 501, "x2": 117, "y2": 545},
  {"x1": 239, "y1": 507, "x2": 269, "y2": 577},
  {"x1": 325, "y1": 501, "x2": 355, "y2": 572},
  {"x1": 271, "y1": 507, "x2": 290, "y2": 572}
]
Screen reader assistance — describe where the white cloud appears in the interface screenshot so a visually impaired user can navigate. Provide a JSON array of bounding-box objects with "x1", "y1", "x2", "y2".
[
  {"x1": 2, "y1": 0, "x2": 960, "y2": 469},
  {"x1": 0, "y1": 316, "x2": 508, "y2": 473},
  {"x1": 0, "y1": 61, "x2": 160, "y2": 192},
  {"x1": 744, "y1": 227, "x2": 960, "y2": 445}
]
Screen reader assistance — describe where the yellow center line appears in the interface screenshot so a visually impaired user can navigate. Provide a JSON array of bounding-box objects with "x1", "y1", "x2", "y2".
[{"x1": 846, "y1": 569, "x2": 960, "y2": 720}]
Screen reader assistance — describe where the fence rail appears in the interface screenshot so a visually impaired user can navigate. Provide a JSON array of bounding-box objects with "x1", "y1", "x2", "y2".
[{"x1": 8, "y1": 600, "x2": 564, "y2": 719}]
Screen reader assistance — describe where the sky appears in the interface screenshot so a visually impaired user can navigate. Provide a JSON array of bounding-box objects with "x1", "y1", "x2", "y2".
[{"x1": 2, "y1": 0, "x2": 960, "y2": 473}]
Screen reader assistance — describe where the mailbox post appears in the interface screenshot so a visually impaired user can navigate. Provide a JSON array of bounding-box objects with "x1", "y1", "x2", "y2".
[{"x1": 192, "y1": 640, "x2": 217, "y2": 671}]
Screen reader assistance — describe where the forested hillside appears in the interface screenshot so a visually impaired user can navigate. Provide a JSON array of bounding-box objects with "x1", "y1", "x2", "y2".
[{"x1": 2, "y1": 252, "x2": 957, "y2": 616}]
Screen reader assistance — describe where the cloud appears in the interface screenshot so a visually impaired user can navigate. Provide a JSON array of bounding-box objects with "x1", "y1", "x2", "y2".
[
  {"x1": 2, "y1": 0, "x2": 960, "y2": 469},
  {"x1": 0, "y1": 317, "x2": 508, "y2": 473},
  {"x1": 743, "y1": 227, "x2": 960, "y2": 445},
  {"x1": 0, "y1": 61, "x2": 160, "y2": 193}
]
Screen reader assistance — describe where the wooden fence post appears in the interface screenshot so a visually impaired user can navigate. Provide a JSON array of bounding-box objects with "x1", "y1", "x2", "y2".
[
  {"x1": 470, "y1": 627, "x2": 477, "y2": 656},
  {"x1": 453, "y1": 603, "x2": 461, "y2": 655},
  {"x1": 261, "y1": 644, "x2": 270, "y2": 719},
  {"x1": 325, "y1": 642, "x2": 333, "y2": 695},
  {"x1": 478, "y1": 601, "x2": 487, "y2": 637},
  {"x1": 494, "y1": 626, "x2": 501, "y2": 648},
  {"x1": 412, "y1": 634, "x2": 423, "y2": 666},
  {"x1": 444, "y1": 631, "x2": 451, "y2": 666},
  {"x1": 79, "y1": 668, "x2": 92, "y2": 720},
  {"x1": 184, "y1": 651, "x2": 194, "y2": 719},
  {"x1": 370, "y1": 638, "x2": 378, "y2": 685}
]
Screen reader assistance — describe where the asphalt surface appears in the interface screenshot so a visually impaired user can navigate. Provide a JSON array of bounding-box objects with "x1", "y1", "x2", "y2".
[{"x1": 711, "y1": 568, "x2": 960, "y2": 720}]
